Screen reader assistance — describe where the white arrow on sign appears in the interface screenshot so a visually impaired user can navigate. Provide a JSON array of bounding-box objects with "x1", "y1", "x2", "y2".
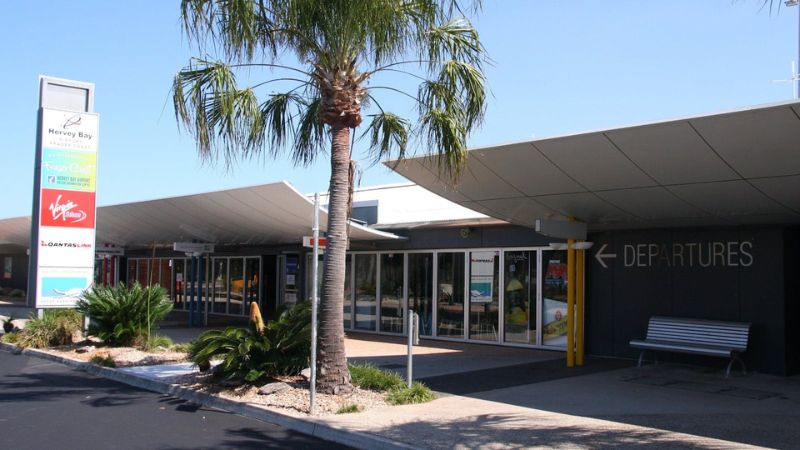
[{"x1": 594, "y1": 243, "x2": 617, "y2": 269}]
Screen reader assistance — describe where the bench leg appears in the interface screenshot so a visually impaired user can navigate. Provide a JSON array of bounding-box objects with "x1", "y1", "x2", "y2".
[
  {"x1": 725, "y1": 355, "x2": 747, "y2": 378},
  {"x1": 637, "y1": 350, "x2": 646, "y2": 367}
]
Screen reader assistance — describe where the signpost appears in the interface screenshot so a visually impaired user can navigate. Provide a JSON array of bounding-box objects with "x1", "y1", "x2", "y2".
[{"x1": 29, "y1": 77, "x2": 99, "y2": 309}]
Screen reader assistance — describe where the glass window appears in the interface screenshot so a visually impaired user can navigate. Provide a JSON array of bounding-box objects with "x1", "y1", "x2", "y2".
[
  {"x1": 126, "y1": 259, "x2": 136, "y2": 285},
  {"x1": 408, "y1": 253, "x2": 433, "y2": 336},
  {"x1": 245, "y1": 257, "x2": 260, "y2": 315},
  {"x1": 354, "y1": 254, "x2": 377, "y2": 331},
  {"x1": 136, "y1": 259, "x2": 149, "y2": 286},
  {"x1": 437, "y1": 252, "x2": 465, "y2": 338},
  {"x1": 173, "y1": 259, "x2": 186, "y2": 310},
  {"x1": 542, "y1": 251, "x2": 568, "y2": 347},
  {"x1": 343, "y1": 254, "x2": 352, "y2": 329},
  {"x1": 212, "y1": 258, "x2": 228, "y2": 313},
  {"x1": 229, "y1": 258, "x2": 244, "y2": 315},
  {"x1": 380, "y1": 253, "x2": 404, "y2": 333},
  {"x1": 503, "y1": 251, "x2": 537, "y2": 345},
  {"x1": 469, "y1": 251, "x2": 500, "y2": 341},
  {"x1": 161, "y1": 259, "x2": 173, "y2": 298}
]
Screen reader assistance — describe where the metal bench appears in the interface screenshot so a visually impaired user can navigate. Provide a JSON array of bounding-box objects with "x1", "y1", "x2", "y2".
[{"x1": 630, "y1": 316, "x2": 751, "y2": 377}]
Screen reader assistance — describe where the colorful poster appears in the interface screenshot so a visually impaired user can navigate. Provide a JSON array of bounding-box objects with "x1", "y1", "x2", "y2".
[
  {"x1": 41, "y1": 148, "x2": 97, "y2": 191},
  {"x1": 37, "y1": 267, "x2": 94, "y2": 308},
  {"x1": 39, "y1": 188, "x2": 96, "y2": 228},
  {"x1": 469, "y1": 251, "x2": 496, "y2": 303}
]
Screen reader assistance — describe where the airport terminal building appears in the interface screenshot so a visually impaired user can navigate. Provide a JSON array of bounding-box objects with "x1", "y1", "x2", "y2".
[{"x1": 1, "y1": 100, "x2": 798, "y2": 375}]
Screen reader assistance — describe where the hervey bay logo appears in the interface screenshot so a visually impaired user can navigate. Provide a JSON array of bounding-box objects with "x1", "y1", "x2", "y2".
[
  {"x1": 40, "y1": 189, "x2": 95, "y2": 229},
  {"x1": 47, "y1": 113, "x2": 93, "y2": 140}
]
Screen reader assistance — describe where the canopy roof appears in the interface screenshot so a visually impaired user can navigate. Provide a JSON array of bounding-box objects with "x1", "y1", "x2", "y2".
[
  {"x1": 0, "y1": 181, "x2": 400, "y2": 251},
  {"x1": 389, "y1": 101, "x2": 800, "y2": 231}
]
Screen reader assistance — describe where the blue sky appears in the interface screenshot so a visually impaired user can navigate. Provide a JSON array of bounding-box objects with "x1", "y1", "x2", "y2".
[{"x1": 1, "y1": 0, "x2": 798, "y2": 218}]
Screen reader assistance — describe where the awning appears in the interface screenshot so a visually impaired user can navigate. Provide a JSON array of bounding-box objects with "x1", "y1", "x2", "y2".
[
  {"x1": 0, "y1": 181, "x2": 401, "y2": 250},
  {"x1": 388, "y1": 100, "x2": 800, "y2": 231}
]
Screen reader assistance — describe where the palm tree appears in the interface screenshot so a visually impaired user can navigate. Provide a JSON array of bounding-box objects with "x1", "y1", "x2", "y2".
[{"x1": 173, "y1": 0, "x2": 487, "y2": 394}]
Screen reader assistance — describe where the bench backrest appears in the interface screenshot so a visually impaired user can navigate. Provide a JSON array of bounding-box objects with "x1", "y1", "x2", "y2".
[{"x1": 646, "y1": 316, "x2": 750, "y2": 351}]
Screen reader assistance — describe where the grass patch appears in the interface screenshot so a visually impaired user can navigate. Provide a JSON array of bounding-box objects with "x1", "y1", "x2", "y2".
[
  {"x1": 17, "y1": 309, "x2": 82, "y2": 349},
  {"x1": 90, "y1": 354, "x2": 117, "y2": 368},
  {"x1": 335, "y1": 404, "x2": 361, "y2": 414},
  {"x1": 1, "y1": 332, "x2": 20, "y2": 344},
  {"x1": 169, "y1": 343, "x2": 190, "y2": 353},
  {"x1": 349, "y1": 363, "x2": 405, "y2": 392},
  {"x1": 143, "y1": 334, "x2": 173, "y2": 351},
  {"x1": 386, "y1": 382, "x2": 437, "y2": 405}
]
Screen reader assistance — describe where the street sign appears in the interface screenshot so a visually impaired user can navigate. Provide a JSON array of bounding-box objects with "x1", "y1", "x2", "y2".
[
  {"x1": 302, "y1": 236, "x2": 327, "y2": 248},
  {"x1": 173, "y1": 242, "x2": 215, "y2": 253}
]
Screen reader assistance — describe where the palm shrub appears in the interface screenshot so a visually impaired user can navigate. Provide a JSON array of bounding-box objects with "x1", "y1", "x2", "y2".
[
  {"x1": 17, "y1": 309, "x2": 82, "y2": 349},
  {"x1": 189, "y1": 302, "x2": 311, "y2": 384},
  {"x1": 76, "y1": 283, "x2": 172, "y2": 347}
]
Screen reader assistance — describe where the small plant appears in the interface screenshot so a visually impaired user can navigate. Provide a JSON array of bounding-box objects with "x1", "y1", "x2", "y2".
[
  {"x1": 386, "y1": 382, "x2": 437, "y2": 405},
  {"x1": 76, "y1": 283, "x2": 172, "y2": 348},
  {"x1": 90, "y1": 354, "x2": 117, "y2": 368},
  {"x1": 189, "y1": 302, "x2": 311, "y2": 384},
  {"x1": 144, "y1": 334, "x2": 173, "y2": 351},
  {"x1": 1, "y1": 332, "x2": 19, "y2": 344},
  {"x1": 336, "y1": 404, "x2": 361, "y2": 414},
  {"x1": 16, "y1": 309, "x2": 82, "y2": 349},
  {"x1": 349, "y1": 363, "x2": 405, "y2": 392},
  {"x1": 2, "y1": 314, "x2": 15, "y2": 333},
  {"x1": 169, "y1": 343, "x2": 191, "y2": 353}
]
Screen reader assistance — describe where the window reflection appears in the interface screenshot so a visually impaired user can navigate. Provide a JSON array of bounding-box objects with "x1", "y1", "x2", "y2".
[{"x1": 437, "y1": 252, "x2": 464, "y2": 338}]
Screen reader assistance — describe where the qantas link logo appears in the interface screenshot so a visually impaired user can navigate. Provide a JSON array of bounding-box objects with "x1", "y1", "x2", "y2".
[{"x1": 48, "y1": 194, "x2": 87, "y2": 224}]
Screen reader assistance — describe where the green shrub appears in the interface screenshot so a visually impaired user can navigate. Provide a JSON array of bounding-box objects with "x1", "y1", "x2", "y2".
[
  {"x1": 1, "y1": 332, "x2": 20, "y2": 344},
  {"x1": 90, "y1": 354, "x2": 117, "y2": 368},
  {"x1": 76, "y1": 283, "x2": 172, "y2": 348},
  {"x1": 386, "y1": 382, "x2": 437, "y2": 405},
  {"x1": 349, "y1": 363, "x2": 405, "y2": 392},
  {"x1": 336, "y1": 404, "x2": 361, "y2": 414},
  {"x1": 17, "y1": 309, "x2": 82, "y2": 349},
  {"x1": 189, "y1": 302, "x2": 311, "y2": 384}
]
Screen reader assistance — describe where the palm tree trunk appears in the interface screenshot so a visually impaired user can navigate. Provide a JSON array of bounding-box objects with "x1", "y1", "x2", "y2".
[{"x1": 317, "y1": 123, "x2": 353, "y2": 394}]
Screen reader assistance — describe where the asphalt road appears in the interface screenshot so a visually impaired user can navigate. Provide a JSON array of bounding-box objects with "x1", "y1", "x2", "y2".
[{"x1": 0, "y1": 350, "x2": 351, "y2": 450}]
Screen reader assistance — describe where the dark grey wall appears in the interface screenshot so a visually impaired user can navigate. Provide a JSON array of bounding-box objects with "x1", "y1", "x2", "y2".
[
  {"x1": 0, "y1": 254, "x2": 29, "y2": 291},
  {"x1": 586, "y1": 227, "x2": 789, "y2": 375},
  {"x1": 358, "y1": 224, "x2": 555, "y2": 251}
]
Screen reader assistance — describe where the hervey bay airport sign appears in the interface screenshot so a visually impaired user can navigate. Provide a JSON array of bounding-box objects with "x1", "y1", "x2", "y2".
[
  {"x1": 34, "y1": 108, "x2": 99, "y2": 308},
  {"x1": 594, "y1": 241, "x2": 754, "y2": 269}
]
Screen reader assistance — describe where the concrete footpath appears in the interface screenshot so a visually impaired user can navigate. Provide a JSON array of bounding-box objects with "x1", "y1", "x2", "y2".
[{"x1": 3, "y1": 338, "x2": 799, "y2": 449}]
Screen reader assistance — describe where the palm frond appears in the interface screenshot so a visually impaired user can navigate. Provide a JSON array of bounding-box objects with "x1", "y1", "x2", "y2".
[
  {"x1": 293, "y1": 96, "x2": 327, "y2": 166},
  {"x1": 362, "y1": 112, "x2": 410, "y2": 166}
]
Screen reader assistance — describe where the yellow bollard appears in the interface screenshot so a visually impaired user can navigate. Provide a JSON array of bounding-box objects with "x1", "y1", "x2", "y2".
[
  {"x1": 567, "y1": 239, "x2": 575, "y2": 368},
  {"x1": 576, "y1": 248, "x2": 585, "y2": 366}
]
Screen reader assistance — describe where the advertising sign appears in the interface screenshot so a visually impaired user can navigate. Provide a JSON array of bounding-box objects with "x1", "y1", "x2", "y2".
[
  {"x1": 469, "y1": 251, "x2": 497, "y2": 303},
  {"x1": 33, "y1": 107, "x2": 99, "y2": 308}
]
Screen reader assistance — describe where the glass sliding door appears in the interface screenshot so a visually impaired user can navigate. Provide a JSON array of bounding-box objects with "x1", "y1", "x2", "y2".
[
  {"x1": 354, "y1": 254, "x2": 377, "y2": 331},
  {"x1": 436, "y1": 252, "x2": 465, "y2": 338},
  {"x1": 503, "y1": 251, "x2": 537, "y2": 345},
  {"x1": 541, "y1": 250, "x2": 568, "y2": 347},
  {"x1": 245, "y1": 257, "x2": 260, "y2": 315},
  {"x1": 408, "y1": 253, "x2": 433, "y2": 336},
  {"x1": 229, "y1": 258, "x2": 244, "y2": 315},
  {"x1": 468, "y1": 250, "x2": 499, "y2": 341},
  {"x1": 380, "y1": 253, "x2": 404, "y2": 333},
  {"x1": 343, "y1": 254, "x2": 352, "y2": 329},
  {"x1": 212, "y1": 258, "x2": 228, "y2": 313},
  {"x1": 173, "y1": 259, "x2": 186, "y2": 310}
]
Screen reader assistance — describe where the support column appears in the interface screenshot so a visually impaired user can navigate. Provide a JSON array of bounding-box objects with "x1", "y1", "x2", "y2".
[{"x1": 567, "y1": 239, "x2": 575, "y2": 368}]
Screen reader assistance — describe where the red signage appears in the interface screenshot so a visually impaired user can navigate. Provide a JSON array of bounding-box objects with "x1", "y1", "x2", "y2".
[{"x1": 39, "y1": 189, "x2": 96, "y2": 228}]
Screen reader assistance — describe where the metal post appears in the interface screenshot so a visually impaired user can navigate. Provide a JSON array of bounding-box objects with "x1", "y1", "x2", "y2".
[
  {"x1": 407, "y1": 310, "x2": 414, "y2": 388},
  {"x1": 189, "y1": 256, "x2": 195, "y2": 327},
  {"x1": 309, "y1": 193, "x2": 320, "y2": 415}
]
